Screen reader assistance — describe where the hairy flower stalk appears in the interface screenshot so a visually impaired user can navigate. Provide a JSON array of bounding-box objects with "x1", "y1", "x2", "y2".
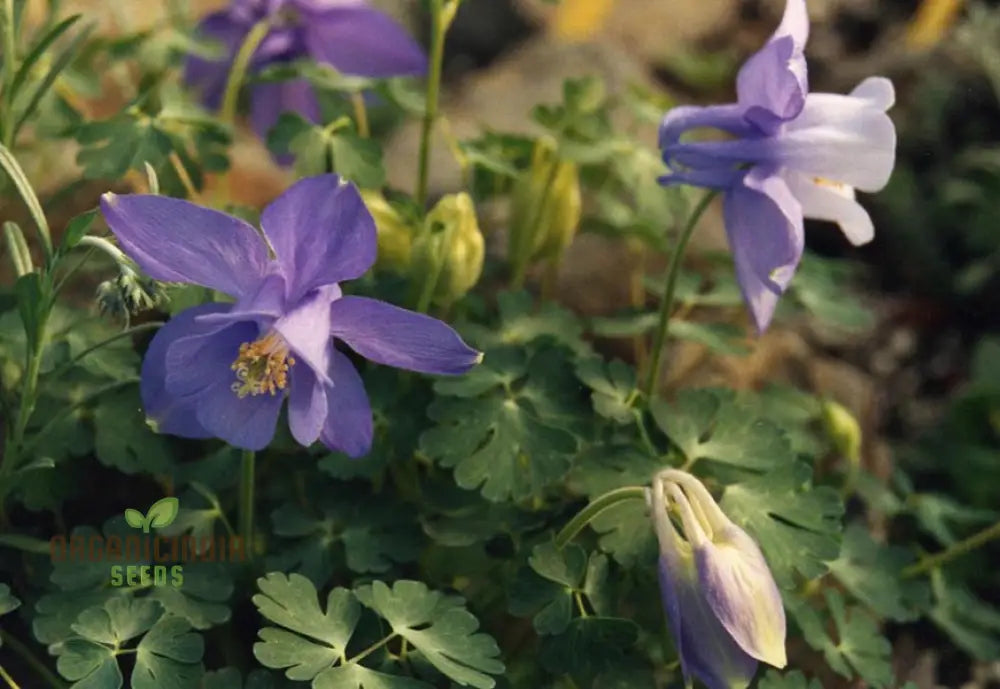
[
  {"x1": 100, "y1": 174, "x2": 481, "y2": 453},
  {"x1": 649, "y1": 469, "x2": 786, "y2": 689},
  {"x1": 657, "y1": 0, "x2": 896, "y2": 332}
]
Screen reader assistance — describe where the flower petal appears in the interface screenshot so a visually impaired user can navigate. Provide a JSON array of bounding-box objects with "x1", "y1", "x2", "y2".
[
  {"x1": 273, "y1": 284, "x2": 340, "y2": 384},
  {"x1": 319, "y1": 350, "x2": 373, "y2": 457},
  {"x1": 301, "y1": 5, "x2": 427, "y2": 78},
  {"x1": 194, "y1": 271, "x2": 287, "y2": 329},
  {"x1": 659, "y1": 103, "x2": 757, "y2": 149},
  {"x1": 194, "y1": 378, "x2": 285, "y2": 451},
  {"x1": 784, "y1": 171, "x2": 874, "y2": 245},
  {"x1": 250, "y1": 77, "x2": 322, "y2": 141},
  {"x1": 100, "y1": 193, "x2": 270, "y2": 298},
  {"x1": 184, "y1": 11, "x2": 247, "y2": 110},
  {"x1": 141, "y1": 303, "x2": 232, "y2": 439},
  {"x1": 696, "y1": 526, "x2": 788, "y2": 668},
  {"x1": 658, "y1": 558, "x2": 760, "y2": 689},
  {"x1": 329, "y1": 296, "x2": 481, "y2": 375},
  {"x1": 288, "y1": 362, "x2": 327, "y2": 446},
  {"x1": 164, "y1": 317, "x2": 256, "y2": 399},
  {"x1": 723, "y1": 167, "x2": 804, "y2": 333},
  {"x1": 736, "y1": 0, "x2": 809, "y2": 133},
  {"x1": 260, "y1": 175, "x2": 376, "y2": 301},
  {"x1": 650, "y1": 480, "x2": 759, "y2": 689}
]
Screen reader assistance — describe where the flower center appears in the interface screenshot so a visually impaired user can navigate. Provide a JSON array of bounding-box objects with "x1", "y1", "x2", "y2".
[{"x1": 230, "y1": 331, "x2": 295, "y2": 398}]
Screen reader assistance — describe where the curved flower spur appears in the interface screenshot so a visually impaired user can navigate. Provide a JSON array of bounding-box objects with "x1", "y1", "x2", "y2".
[
  {"x1": 648, "y1": 469, "x2": 786, "y2": 689},
  {"x1": 100, "y1": 175, "x2": 481, "y2": 454},
  {"x1": 185, "y1": 0, "x2": 428, "y2": 139},
  {"x1": 657, "y1": 0, "x2": 896, "y2": 332}
]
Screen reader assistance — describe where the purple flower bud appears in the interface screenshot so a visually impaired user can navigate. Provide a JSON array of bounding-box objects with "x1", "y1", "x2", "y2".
[{"x1": 649, "y1": 470, "x2": 786, "y2": 689}]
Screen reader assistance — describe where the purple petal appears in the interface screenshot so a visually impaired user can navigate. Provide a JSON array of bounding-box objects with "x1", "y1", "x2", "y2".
[
  {"x1": 184, "y1": 11, "x2": 247, "y2": 110},
  {"x1": 736, "y1": 0, "x2": 809, "y2": 133},
  {"x1": 250, "y1": 77, "x2": 322, "y2": 141},
  {"x1": 259, "y1": 176, "x2": 376, "y2": 300},
  {"x1": 664, "y1": 86, "x2": 895, "y2": 193},
  {"x1": 141, "y1": 303, "x2": 233, "y2": 439},
  {"x1": 329, "y1": 296, "x2": 481, "y2": 375},
  {"x1": 695, "y1": 527, "x2": 788, "y2": 668},
  {"x1": 659, "y1": 104, "x2": 758, "y2": 149},
  {"x1": 319, "y1": 350, "x2": 373, "y2": 457},
  {"x1": 100, "y1": 193, "x2": 270, "y2": 299},
  {"x1": 155, "y1": 312, "x2": 284, "y2": 450},
  {"x1": 723, "y1": 167, "x2": 803, "y2": 333},
  {"x1": 784, "y1": 172, "x2": 874, "y2": 245},
  {"x1": 658, "y1": 167, "x2": 746, "y2": 190},
  {"x1": 164, "y1": 318, "x2": 257, "y2": 399},
  {"x1": 300, "y1": 5, "x2": 427, "y2": 78},
  {"x1": 658, "y1": 557, "x2": 759, "y2": 689},
  {"x1": 194, "y1": 377, "x2": 285, "y2": 451},
  {"x1": 288, "y1": 362, "x2": 327, "y2": 446},
  {"x1": 194, "y1": 271, "x2": 287, "y2": 329},
  {"x1": 273, "y1": 284, "x2": 340, "y2": 384}
]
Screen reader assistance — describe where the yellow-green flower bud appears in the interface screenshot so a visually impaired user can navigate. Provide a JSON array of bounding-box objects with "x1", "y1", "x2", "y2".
[
  {"x1": 821, "y1": 398, "x2": 862, "y2": 466},
  {"x1": 412, "y1": 192, "x2": 484, "y2": 307},
  {"x1": 361, "y1": 190, "x2": 413, "y2": 273},
  {"x1": 508, "y1": 137, "x2": 582, "y2": 283}
]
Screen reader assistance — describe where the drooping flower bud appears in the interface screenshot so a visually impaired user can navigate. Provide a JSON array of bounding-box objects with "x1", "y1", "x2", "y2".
[
  {"x1": 508, "y1": 136, "x2": 581, "y2": 283},
  {"x1": 649, "y1": 469, "x2": 787, "y2": 689},
  {"x1": 96, "y1": 268, "x2": 168, "y2": 322},
  {"x1": 361, "y1": 190, "x2": 414, "y2": 273},
  {"x1": 412, "y1": 192, "x2": 484, "y2": 306},
  {"x1": 821, "y1": 398, "x2": 862, "y2": 466}
]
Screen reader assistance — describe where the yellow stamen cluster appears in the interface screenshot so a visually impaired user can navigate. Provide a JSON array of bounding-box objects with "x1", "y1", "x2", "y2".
[{"x1": 231, "y1": 331, "x2": 295, "y2": 399}]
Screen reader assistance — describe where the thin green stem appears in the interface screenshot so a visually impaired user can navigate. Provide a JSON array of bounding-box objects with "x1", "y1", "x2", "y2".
[
  {"x1": 219, "y1": 19, "x2": 271, "y2": 128},
  {"x1": 0, "y1": 664, "x2": 19, "y2": 689},
  {"x1": 18, "y1": 378, "x2": 138, "y2": 457},
  {"x1": 0, "y1": 630, "x2": 65, "y2": 689},
  {"x1": 554, "y1": 486, "x2": 648, "y2": 549},
  {"x1": 347, "y1": 633, "x2": 397, "y2": 665},
  {"x1": 2, "y1": 0, "x2": 16, "y2": 147},
  {"x1": 238, "y1": 449, "x2": 255, "y2": 559},
  {"x1": 642, "y1": 190, "x2": 716, "y2": 400},
  {"x1": 415, "y1": 0, "x2": 447, "y2": 209},
  {"x1": 350, "y1": 91, "x2": 369, "y2": 138},
  {"x1": 903, "y1": 518, "x2": 1000, "y2": 578},
  {"x1": 47, "y1": 321, "x2": 163, "y2": 382},
  {"x1": 0, "y1": 533, "x2": 52, "y2": 554}
]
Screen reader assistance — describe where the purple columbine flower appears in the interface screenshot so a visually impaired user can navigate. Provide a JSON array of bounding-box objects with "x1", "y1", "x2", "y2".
[
  {"x1": 657, "y1": 0, "x2": 896, "y2": 332},
  {"x1": 185, "y1": 0, "x2": 427, "y2": 139},
  {"x1": 100, "y1": 175, "x2": 480, "y2": 454},
  {"x1": 648, "y1": 470, "x2": 786, "y2": 689}
]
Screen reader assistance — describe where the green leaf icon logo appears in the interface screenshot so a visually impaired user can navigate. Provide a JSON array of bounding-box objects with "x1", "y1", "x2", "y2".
[
  {"x1": 124, "y1": 508, "x2": 145, "y2": 530},
  {"x1": 124, "y1": 497, "x2": 179, "y2": 533},
  {"x1": 146, "y1": 497, "x2": 179, "y2": 530}
]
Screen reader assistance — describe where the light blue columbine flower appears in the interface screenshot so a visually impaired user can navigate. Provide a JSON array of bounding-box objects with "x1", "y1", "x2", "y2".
[
  {"x1": 657, "y1": 0, "x2": 896, "y2": 332},
  {"x1": 649, "y1": 470, "x2": 786, "y2": 689}
]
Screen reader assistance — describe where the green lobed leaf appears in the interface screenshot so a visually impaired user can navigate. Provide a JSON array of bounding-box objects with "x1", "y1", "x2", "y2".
[
  {"x1": 358, "y1": 580, "x2": 504, "y2": 689},
  {"x1": 575, "y1": 358, "x2": 637, "y2": 425},
  {"x1": 650, "y1": 389, "x2": 795, "y2": 472},
  {"x1": 827, "y1": 522, "x2": 927, "y2": 622},
  {"x1": 421, "y1": 345, "x2": 583, "y2": 502},
  {"x1": 538, "y1": 617, "x2": 639, "y2": 677},
  {"x1": 929, "y1": 570, "x2": 1000, "y2": 660},
  {"x1": 721, "y1": 463, "x2": 844, "y2": 586}
]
